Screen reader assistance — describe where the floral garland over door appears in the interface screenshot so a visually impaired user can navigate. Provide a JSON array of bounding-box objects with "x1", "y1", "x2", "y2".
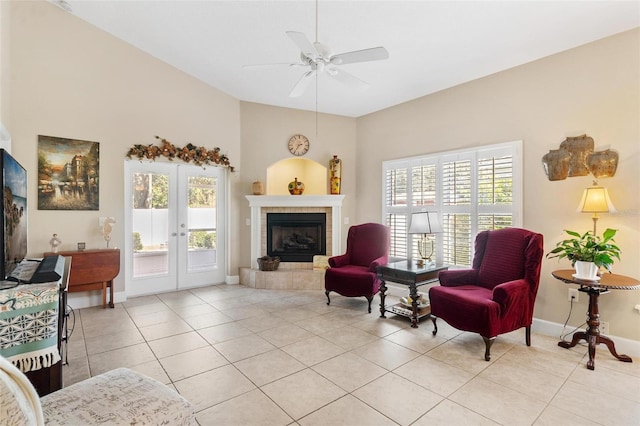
[{"x1": 126, "y1": 136, "x2": 234, "y2": 171}]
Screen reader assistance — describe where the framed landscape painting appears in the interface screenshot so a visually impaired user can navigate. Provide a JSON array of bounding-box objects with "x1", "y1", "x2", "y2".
[{"x1": 38, "y1": 135, "x2": 100, "y2": 210}]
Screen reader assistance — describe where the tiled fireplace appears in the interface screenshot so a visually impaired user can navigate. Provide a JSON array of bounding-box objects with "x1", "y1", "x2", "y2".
[
  {"x1": 246, "y1": 195, "x2": 345, "y2": 268},
  {"x1": 241, "y1": 195, "x2": 345, "y2": 289},
  {"x1": 266, "y1": 212, "x2": 327, "y2": 262}
]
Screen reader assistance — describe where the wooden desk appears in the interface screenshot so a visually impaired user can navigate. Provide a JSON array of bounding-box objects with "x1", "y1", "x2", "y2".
[
  {"x1": 552, "y1": 269, "x2": 640, "y2": 370},
  {"x1": 44, "y1": 249, "x2": 120, "y2": 309},
  {"x1": 377, "y1": 261, "x2": 448, "y2": 328}
]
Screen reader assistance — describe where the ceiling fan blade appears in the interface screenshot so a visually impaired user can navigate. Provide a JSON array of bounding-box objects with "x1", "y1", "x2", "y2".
[
  {"x1": 328, "y1": 68, "x2": 370, "y2": 91},
  {"x1": 330, "y1": 46, "x2": 389, "y2": 65},
  {"x1": 289, "y1": 70, "x2": 315, "y2": 98},
  {"x1": 286, "y1": 31, "x2": 319, "y2": 59},
  {"x1": 243, "y1": 62, "x2": 305, "y2": 70}
]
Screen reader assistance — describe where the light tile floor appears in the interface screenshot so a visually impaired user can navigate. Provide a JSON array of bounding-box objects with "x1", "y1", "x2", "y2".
[{"x1": 62, "y1": 284, "x2": 640, "y2": 425}]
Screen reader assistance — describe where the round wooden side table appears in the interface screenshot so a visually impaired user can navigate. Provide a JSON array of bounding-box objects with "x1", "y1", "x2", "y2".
[{"x1": 552, "y1": 269, "x2": 640, "y2": 370}]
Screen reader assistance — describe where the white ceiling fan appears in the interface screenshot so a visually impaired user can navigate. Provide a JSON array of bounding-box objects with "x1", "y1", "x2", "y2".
[
  {"x1": 244, "y1": 2, "x2": 389, "y2": 98},
  {"x1": 282, "y1": 31, "x2": 389, "y2": 97}
]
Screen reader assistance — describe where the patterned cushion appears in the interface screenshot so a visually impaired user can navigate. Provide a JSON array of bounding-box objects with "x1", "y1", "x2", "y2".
[
  {"x1": 0, "y1": 355, "x2": 44, "y2": 426},
  {"x1": 41, "y1": 368, "x2": 195, "y2": 425}
]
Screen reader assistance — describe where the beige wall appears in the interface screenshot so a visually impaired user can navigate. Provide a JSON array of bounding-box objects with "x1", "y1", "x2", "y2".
[
  {"x1": 238, "y1": 102, "x2": 357, "y2": 266},
  {"x1": 8, "y1": 1, "x2": 241, "y2": 292},
  {"x1": 0, "y1": 0, "x2": 11, "y2": 145},
  {"x1": 357, "y1": 29, "x2": 640, "y2": 340},
  {"x1": 5, "y1": 2, "x2": 639, "y2": 341}
]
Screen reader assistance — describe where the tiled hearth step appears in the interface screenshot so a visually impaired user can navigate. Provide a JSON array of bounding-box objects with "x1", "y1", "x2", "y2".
[{"x1": 239, "y1": 267, "x2": 325, "y2": 290}]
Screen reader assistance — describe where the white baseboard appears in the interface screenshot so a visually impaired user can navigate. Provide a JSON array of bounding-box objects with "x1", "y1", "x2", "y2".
[
  {"x1": 226, "y1": 274, "x2": 239, "y2": 285},
  {"x1": 66, "y1": 291, "x2": 126, "y2": 310},
  {"x1": 385, "y1": 282, "x2": 640, "y2": 358},
  {"x1": 532, "y1": 318, "x2": 640, "y2": 358}
]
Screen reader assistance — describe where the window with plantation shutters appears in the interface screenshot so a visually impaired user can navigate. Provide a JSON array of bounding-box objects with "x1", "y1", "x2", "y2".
[{"x1": 382, "y1": 141, "x2": 522, "y2": 267}]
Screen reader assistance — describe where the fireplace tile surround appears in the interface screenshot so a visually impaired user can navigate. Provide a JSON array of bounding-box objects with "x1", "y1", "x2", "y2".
[{"x1": 242, "y1": 195, "x2": 345, "y2": 290}]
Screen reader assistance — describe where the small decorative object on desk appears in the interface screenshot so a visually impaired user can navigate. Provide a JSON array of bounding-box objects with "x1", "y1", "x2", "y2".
[
  {"x1": 77, "y1": 242, "x2": 86, "y2": 251},
  {"x1": 288, "y1": 177, "x2": 305, "y2": 195},
  {"x1": 100, "y1": 216, "x2": 116, "y2": 248},
  {"x1": 49, "y1": 233, "x2": 61, "y2": 253},
  {"x1": 257, "y1": 256, "x2": 280, "y2": 271}
]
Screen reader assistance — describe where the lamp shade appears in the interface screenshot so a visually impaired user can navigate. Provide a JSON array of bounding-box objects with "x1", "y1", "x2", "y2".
[
  {"x1": 408, "y1": 212, "x2": 442, "y2": 234},
  {"x1": 576, "y1": 184, "x2": 616, "y2": 213}
]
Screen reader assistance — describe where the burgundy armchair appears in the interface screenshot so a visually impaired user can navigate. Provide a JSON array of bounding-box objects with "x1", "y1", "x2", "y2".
[
  {"x1": 429, "y1": 227, "x2": 544, "y2": 361},
  {"x1": 325, "y1": 223, "x2": 390, "y2": 313}
]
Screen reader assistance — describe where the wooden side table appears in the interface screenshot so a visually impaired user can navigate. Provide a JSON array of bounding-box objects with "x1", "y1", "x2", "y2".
[
  {"x1": 44, "y1": 249, "x2": 120, "y2": 309},
  {"x1": 377, "y1": 261, "x2": 448, "y2": 328},
  {"x1": 552, "y1": 269, "x2": 640, "y2": 370}
]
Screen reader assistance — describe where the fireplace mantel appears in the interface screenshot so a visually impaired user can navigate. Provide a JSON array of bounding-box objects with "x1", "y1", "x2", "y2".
[{"x1": 246, "y1": 195, "x2": 345, "y2": 268}]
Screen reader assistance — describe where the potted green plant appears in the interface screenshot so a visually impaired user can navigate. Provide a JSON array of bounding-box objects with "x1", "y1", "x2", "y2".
[{"x1": 546, "y1": 228, "x2": 621, "y2": 278}]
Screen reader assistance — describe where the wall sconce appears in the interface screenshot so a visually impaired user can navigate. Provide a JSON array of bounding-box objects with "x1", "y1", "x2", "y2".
[
  {"x1": 577, "y1": 181, "x2": 616, "y2": 236},
  {"x1": 408, "y1": 212, "x2": 442, "y2": 266}
]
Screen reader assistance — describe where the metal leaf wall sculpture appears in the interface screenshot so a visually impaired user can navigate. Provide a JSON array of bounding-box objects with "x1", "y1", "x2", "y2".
[{"x1": 542, "y1": 135, "x2": 617, "y2": 181}]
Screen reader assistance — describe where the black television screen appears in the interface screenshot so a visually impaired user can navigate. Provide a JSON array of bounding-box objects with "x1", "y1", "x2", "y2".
[{"x1": 1, "y1": 149, "x2": 27, "y2": 279}]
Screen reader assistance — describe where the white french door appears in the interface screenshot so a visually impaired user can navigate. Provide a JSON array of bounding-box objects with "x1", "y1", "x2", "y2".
[{"x1": 124, "y1": 160, "x2": 226, "y2": 296}]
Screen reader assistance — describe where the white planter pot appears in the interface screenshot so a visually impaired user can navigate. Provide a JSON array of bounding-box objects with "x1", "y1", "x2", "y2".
[{"x1": 575, "y1": 261, "x2": 598, "y2": 279}]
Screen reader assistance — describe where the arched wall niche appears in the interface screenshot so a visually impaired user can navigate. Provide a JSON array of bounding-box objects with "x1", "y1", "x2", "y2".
[{"x1": 266, "y1": 158, "x2": 327, "y2": 195}]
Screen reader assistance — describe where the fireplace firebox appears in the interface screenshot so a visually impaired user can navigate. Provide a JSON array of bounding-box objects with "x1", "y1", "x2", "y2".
[{"x1": 266, "y1": 213, "x2": 326, "y2": 262}]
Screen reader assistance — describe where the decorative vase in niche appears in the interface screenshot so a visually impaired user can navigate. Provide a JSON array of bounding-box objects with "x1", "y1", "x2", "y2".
[
  {"x1": 329, "y1": 155, "x2": 342, "y2": 195},
  {"x1": 288, "y1": 177, "x2": 305, "y2": 195},
  {"x1": 542, "y1": 149, "x2": 570, "y2": 181},
  {"x1": 251, "y1": 180, "x2": 264, "y2": 195}
]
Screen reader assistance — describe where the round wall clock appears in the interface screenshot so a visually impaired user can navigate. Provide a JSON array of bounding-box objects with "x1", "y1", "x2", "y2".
[{"x1": 288, "y1": 134, "x2": 310, "y2": 156}]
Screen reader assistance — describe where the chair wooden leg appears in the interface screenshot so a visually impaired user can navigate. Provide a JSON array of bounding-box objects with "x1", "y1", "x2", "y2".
[
  {"x1": 525, "y1": 326, "x2": 531, "y2": 346},
  {"x1": 431, "y1": 316, "x2": 438, "y2": 336},
  {"x1": 325, "y1": 290, "x2": 331, "y2": 306},
  {"x1": 482, "y1": 336, "x2": 495, "y2": 361},
  {"x1": 365, "y1": 296, "x2": 373, "y2": 313}
]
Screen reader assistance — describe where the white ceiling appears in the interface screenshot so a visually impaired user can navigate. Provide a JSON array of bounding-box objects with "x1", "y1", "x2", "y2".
[{"x1": 56, "y1": 1, "x2": 639, "y2": 118}]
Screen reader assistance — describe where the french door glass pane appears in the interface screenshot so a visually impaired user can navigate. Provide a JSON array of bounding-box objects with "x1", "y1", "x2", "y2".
[
  {"x1": 131, "y1": 172, "x2": 169, "y2": 277},
  {"x1": 187, "y1": 175, "x2": 217, "y2": 272}
]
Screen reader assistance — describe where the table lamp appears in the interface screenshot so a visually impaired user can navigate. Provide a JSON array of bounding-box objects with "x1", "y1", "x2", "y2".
[
  {"x1": 408, "y1": 212, "x2": 442, "y2": 266},
  {"x1": 577, "y1": 181, "x2": 616, "y2": 236}
]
